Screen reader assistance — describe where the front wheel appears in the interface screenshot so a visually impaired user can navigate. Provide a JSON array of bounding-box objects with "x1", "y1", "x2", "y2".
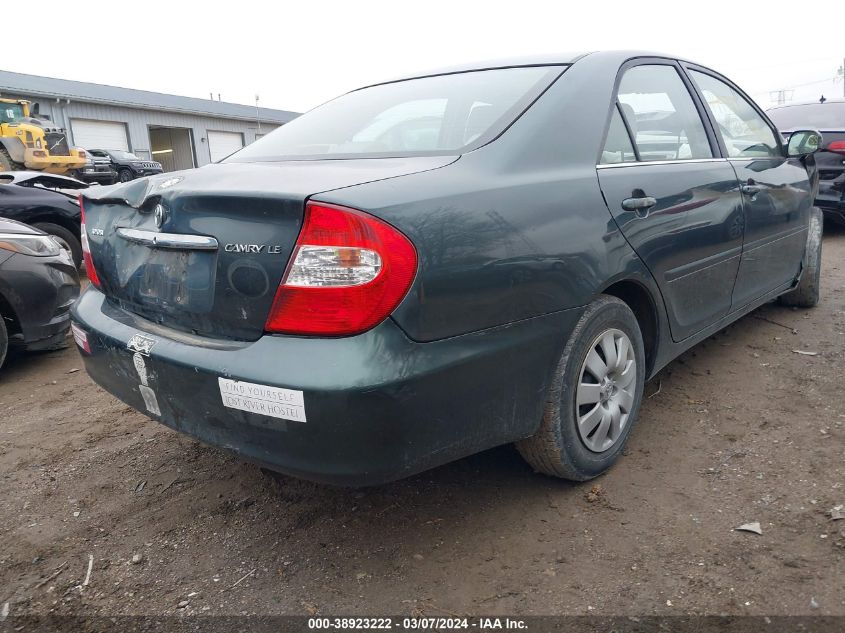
[
  {"x1": 779, "y1": 207, "x2": 822, "y2": 308},
  {"x1": 0, "y1": 147, "x2": 24, "y2": 172},
  {"x1": 517, "y1": 295, "x2": 646, "y2": 481},
  {"x1": 118, "y1": 168, "x2": 134, "y2": 183}
]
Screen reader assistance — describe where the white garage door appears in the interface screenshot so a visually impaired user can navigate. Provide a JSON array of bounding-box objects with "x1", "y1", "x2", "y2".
[
  {"x1": 208, "y1": 131, "x2": 244, "y2": 162},
  {"x1": 71, "y1": 119, "x2": 129, "y2": 151}
]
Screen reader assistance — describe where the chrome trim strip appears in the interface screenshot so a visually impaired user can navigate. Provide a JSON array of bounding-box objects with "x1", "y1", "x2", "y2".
[
  {"x1": 596, "y1": 158, "x2": 728, "y2": 169},
  {"x1": 116, "y1": 228, "x2": 218, "y2": 251}
]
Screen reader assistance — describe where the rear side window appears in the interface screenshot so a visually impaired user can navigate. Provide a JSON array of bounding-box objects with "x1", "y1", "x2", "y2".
[
  {"x1": 228, "y1": 66, "x2": 563, "y2": 161},
  {"x1": 617, "y1": 65, "x2": 713, "y2": 161},
  {"x1": 689, "y1": 70, "x2": 780, "y2": 158},
  {"x1": 600, "y1": 106, "x2": 637, "y2": 164}
]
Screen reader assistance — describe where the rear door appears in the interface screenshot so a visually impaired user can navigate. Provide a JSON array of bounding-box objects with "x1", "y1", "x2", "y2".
[
  {"x1": 685, "y1": 67, "x2": 810, "y2": 308},
  {"x1": 597, "y1": 60, "x2": 745, "y2": 341}
]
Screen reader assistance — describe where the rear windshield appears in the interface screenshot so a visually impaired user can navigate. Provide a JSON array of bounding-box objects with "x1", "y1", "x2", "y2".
[
  {"x1": 227, "y1": 66, "x2": 564, "y2": 161},
  {"x1": 767, "y1": 102, "x2": 845, "y2": 131}
]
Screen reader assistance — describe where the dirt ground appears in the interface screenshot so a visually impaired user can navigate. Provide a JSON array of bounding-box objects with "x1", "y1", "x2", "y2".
[{"x1": 1, "y1": 227, "x2": 843, "y2": 620}]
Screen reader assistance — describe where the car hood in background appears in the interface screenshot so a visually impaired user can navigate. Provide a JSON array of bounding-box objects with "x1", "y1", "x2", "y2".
[{"x1": 0, "y1": 217, "x2": 46, "y2": 235}]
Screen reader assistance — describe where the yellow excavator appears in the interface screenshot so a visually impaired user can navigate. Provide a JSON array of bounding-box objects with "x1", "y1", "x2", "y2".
[{"x1": 0, "y1": 98, "x2": 87, "y2": 174}]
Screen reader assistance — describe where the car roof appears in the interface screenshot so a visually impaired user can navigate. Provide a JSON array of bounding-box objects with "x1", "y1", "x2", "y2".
[{"x1": 371, "y1": 50, "x2": 689, "y2": 86}]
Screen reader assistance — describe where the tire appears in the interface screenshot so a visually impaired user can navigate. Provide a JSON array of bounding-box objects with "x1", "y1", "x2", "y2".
[
  {"x1": 32, "y1": 222, "x2": 82, "y2": 269},
  {"x1": 0, "y1": 313, "x2": 8, "y2": 372},
  {"x1": 779, "y1": 208, "x2": 822, "y2": 308},
  {"x1": 118, "y1": 168, "x2": 134, "y2": 183},
  {"x1": 517, "y1": 295, "x2": 646, "y2": 481},
  {"x1": 0, "y1": 146, "x2": 24, "y2": 171}
]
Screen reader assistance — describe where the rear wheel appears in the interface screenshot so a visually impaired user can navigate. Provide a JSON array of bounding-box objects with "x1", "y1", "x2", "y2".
[
  {"x1": 517, "y1": 295, "x2": 646, "y2": 481},
  {"x1": 779, "y1": 207, "x2": 822, "y2": 308},
  {"x1": 0, "y1": 146, "x2": 24, "y2": 171},
  {"x1": 32, "y1": 222, "x2": 82, "y2": 269},
  {"x1": 0, "y1": 313, "x2": 8, "y2": 371}
]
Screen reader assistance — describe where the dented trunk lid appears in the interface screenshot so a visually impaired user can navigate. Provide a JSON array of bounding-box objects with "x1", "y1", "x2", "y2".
[{"x1": 82, "y1": 158, "x2": 453, "y2": 340}]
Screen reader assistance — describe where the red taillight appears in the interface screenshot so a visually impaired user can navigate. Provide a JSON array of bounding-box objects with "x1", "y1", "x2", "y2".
[
  {"x1": 264, "y1": 201, "x2": 417, "y2": 336},
  {"x1": 827, "y1": 140, "x2": 845, "y2": 154},
  {"x1": 78, "y1": 195, "x2": 101, "y2": 288}
]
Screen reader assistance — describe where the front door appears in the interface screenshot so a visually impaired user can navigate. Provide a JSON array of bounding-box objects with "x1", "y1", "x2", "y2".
[
  {"x1": 686, "y1": 68, "x2": 810, "y2": 308},
  {"x1": 597, "y1": 62, "x2": 745, "y2": 341}
]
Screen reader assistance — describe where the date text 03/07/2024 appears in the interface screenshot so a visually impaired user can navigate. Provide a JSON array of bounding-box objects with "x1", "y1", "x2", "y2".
[{"x1": 306, "y1": 617, "x2": 527, "y2": 630}]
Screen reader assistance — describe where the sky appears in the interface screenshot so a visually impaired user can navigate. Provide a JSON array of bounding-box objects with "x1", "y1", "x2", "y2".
[{"x1": 6, "y1": 0, "x2": 844, "y2": 114}]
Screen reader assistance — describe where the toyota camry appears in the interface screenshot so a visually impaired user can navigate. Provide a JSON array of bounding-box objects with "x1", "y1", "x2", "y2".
[{"x1": 71, "y1": 51, "x2": 822, "y2": 485}]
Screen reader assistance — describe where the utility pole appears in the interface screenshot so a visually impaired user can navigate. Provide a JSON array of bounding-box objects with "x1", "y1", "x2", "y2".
[
  {"x1": 840, "y1": 59, "x2": 845, "y2": 98},
  {"x1": 769, "y1": 88, "x2": 794, "y2": 106},
  {"x1": 255, "y1": 94, "x2": 261, "y2": 133}
]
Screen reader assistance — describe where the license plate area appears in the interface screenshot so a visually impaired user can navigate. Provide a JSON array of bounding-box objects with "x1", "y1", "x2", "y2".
[{"x1": 114, "y1": 244, "x2": 216, "y2": 313}]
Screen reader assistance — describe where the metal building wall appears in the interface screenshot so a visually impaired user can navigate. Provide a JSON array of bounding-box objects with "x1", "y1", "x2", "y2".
[{"x1": 2, "y1": 92, "x2": 280, "y2": 166}]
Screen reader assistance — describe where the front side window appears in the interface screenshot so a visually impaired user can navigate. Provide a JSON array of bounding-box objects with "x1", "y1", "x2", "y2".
[
  {"x1": 0, "y1": 104, "x2": 24, "y2": 124},
  {"x1": 227, "y1": 66, "x2": 563, "y2": 161},
  {"x1": 689, "y1": 70, "x2": 780, "y2": 158},
  {"x1": 617, "y1": 64, "x2": 713, "y2": 162}
]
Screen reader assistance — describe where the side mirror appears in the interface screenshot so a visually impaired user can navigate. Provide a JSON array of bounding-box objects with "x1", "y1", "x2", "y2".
[{"x1": 787, "y1": 130, "x2": 822, "y2": 157}]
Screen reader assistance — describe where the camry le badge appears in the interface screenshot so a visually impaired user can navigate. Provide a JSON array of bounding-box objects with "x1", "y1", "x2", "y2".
[{"x1": 224, "y1": 243, "x2": 283, "y2": 254}]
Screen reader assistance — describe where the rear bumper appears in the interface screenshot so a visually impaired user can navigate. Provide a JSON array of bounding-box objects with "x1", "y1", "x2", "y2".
[
  {"x1": 71, "y1": 289, "x2": 579, "y2": 486},
  {"x1": 79, "y1": 169, "x2": 117, "y2": 183},
  {"x1": 0, "y1": 252, "x2": 79, "y2": 348},
  {"x1": 132, "y1": 168, "x2": 163, "y2": 177}
]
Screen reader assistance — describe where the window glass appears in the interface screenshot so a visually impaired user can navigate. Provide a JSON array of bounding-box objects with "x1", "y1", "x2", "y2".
[
  {"x1": 351, "y1": 99, "x2": 447, "y2": 151},
  {"x1": 689, "y1": 70, "x2": 780, "y2": 158},
  {"x1": 0, "y1": 104, "x2": 24, "y2": 124},
  {"x1": 617, "y1": 65, "x2": 713, "y2": 161},
  {"x1": 600, "y1": 106, "x2": 637, "y2": 164},
  {"x1": 227, "y1": 66, "x2": 563, "y2": 161}
]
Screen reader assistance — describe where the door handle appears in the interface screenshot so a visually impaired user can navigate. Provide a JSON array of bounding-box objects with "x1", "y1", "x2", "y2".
[
  {"x1": 741, "y1": 184, "x2": 763, "y2": 196},
  {"x1": 621, "y1": 196, "x2": 658, "y2": 214}
]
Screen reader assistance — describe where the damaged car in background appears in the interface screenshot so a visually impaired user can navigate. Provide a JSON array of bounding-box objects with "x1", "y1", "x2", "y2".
[
  {"x1": 0, "y1": 218, "x2": 80, "y2": 371},
  {"x1": 0, "y1": 171, "x2": 89, "y2": 268},
  {"x1": 71, "y1": 51, "x2": 822, "y2": 486},
  {"x1": 768, "y1": 99, "x2": 845, "y2": 226}
]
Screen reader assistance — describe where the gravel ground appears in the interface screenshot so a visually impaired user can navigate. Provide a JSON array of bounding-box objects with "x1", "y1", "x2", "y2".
[{"x1": 0, "y1": 225, "x2": 843, "y2": 620}]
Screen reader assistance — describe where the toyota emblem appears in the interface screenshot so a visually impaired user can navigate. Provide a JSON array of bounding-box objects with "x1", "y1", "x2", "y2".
[{"x1": 154, "y1": 204, "x2": 166, "y2": 229}]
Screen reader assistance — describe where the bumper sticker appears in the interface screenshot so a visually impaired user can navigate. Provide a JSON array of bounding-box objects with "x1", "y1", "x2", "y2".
[
  {"x1": 139, "y1": 384, "x2": 161, "y2": 416},
  {"x1": 218, "y1": 378, "x2": 306, "y2": 423}
]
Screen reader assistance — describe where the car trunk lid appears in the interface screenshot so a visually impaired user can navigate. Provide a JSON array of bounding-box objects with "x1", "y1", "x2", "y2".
[{"x1": 82, "y1": 158, "x2": 454, "y2": 340}]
